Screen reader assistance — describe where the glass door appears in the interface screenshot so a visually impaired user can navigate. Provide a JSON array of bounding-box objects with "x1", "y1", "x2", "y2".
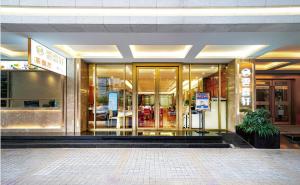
[
  {"x1": 273, "y1": 80, "x2": 291, "y2": 124},
  {"x1": 256, "y1": 80, "x2": 272, "y2": 113},
  {"x1": 256, "y1": 79, "x2": 291, "y2": 125},
  {"x1": 137, "y1": 67, "x2": 178, "y2": 130},
  {"x1": 159, "y1": 68, "x2": 178, "y2": 129},
  {"x1": 137, "y1": 68, "x2": 156, "y2": 129}
]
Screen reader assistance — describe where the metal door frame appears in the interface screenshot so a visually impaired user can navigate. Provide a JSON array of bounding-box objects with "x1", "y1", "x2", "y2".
[{"x1": 134, "y1": 63, "x2": 181, "y2": 131}]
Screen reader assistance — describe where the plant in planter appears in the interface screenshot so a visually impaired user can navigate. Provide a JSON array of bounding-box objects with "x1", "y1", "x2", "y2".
[{"x1": 236, "y1": 109, "x2": 280, "y2": 149}]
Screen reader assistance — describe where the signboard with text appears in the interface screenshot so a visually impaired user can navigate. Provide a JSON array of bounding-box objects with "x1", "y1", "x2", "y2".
[
  {"x1": 195, "y1": 92, "x2": 210, "y2": 111},
  {"x1": 29, "y1": 39, "x2": 66, "y2": 75},
  {"x1": 239, "y1": 61, "x2": 253, "y2": 112}
]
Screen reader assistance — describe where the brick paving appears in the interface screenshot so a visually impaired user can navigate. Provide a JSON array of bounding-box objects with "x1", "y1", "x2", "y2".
[{"x1": 1, "y1": 148, "x2": 300, "y2": 185}]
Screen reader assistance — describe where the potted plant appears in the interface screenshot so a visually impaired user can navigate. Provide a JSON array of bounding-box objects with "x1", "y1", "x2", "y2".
[{"x1": 236, "y1": 109, "x2": 280, "y2": 149}]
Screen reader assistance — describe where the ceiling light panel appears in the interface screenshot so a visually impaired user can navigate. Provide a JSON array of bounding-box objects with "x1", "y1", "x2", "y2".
[
  {"x1": 196, "y1": 45, "x2": 268, "y2": 59},
  {"x1": 0, "y1": 46, "x2": 26, "y2": 57},
  {"x1": 55, "y1": 45, "x2": 122, "y2": 58},
  {"x1": 258, "y1": 46, "x2": 300, "y2": 59},
  {"x1": 255, "y1": 62, "x2": 289, "y2": 70},
  {"x1": 2, "y1": 7, "x2": 300, "y2": 17},
  {"x1": 276, "y1": 64, "x2": 300, "y2": 71},
  {"x1": 130, "y1": 45, "x2": 192, "y2": 58}
]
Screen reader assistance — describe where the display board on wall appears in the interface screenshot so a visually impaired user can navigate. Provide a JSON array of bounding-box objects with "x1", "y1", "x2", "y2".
[
  {"x1": 28, "y1": 38, "x2": 66, "y2": 75},
  {"x1": 239, "y1": 61, "x2": 253, "y2": 112},
  {"x1": 195, "y1": 92, "x2": 210, "y2": 111},
  {"x1": 108, "y1": 92, "x2": 118, "y2": 112}
]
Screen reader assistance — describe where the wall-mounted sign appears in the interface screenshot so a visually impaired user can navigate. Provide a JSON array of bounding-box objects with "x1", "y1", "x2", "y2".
[
  {"x1": 195, "y1": 92, "x2": 210, "y2": 111},
  {"x1": 108, "y1": 92, "x2": 118, "y2": 112},
  {"x1": 0, "y1": 61, "x2": 42, "y2": 70},
  {"x1": 28, "y1": 39, "x2": 66, "y2": 75},
  {"x1": 239, "y1": 61, "x2": 253, "y2": 111}
]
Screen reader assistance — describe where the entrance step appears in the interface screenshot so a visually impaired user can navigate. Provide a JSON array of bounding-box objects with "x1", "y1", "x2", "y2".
[{"x1": 1, "y1": 134, "x2": 230, "y2": 148}]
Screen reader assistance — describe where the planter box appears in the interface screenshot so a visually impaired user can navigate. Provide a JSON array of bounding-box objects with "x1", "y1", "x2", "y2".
[{"x1": 236, "y1": 126, "x2": 280, "y2": 149}]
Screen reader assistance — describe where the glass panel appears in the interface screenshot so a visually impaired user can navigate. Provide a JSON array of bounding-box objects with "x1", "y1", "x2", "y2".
[
  {"x1": 190, "y1": 65, "x2": 219, "y2": 129},
  {"x1": 256, "y1": 87, "x2": 270, "y2": 102},
  {"x1": 124, "y1": 65, "x2": 133, "y2": 128},
  {"x1": 88, "y1": 64, "x2": 95, "y2": 129},
  {"x1": 1, "y1": 71, "x2": 64, "y2": 129},
  {"x1": 137, "y1": 68, "x2": 156, "y2": 128},
  {"x1": 220, "y1": 65, "x2": 227, "y2": 130},
  {"x1": 95, "y1": 65, "x2": 124, "y2": 129},
  {"x1": 274, "y1": 85, "x2": 289, "y2": 122},
  {"x1": 182, "y1": 65, "x2": 190, "y2": 129},
  {"x1": 159, "y1": 68, "x2": 177, "y2": 129}
]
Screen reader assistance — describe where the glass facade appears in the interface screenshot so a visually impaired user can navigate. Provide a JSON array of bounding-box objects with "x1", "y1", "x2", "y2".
[
  {"x1": 88, "y1": 64, "x2": 132, "y2": 130},
  {"x1": 88, "y1": 63, "x2": 229, "y2": 131}
]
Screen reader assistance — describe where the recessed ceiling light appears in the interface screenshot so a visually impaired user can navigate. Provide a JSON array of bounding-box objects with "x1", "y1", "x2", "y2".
[
  {"x1": 130, "y1": 45, "x2": 192, "y2": 58},
  {"x1": 196, "y1": 45, "x2": 268, "y2": 59},
  {"x1": 0, "y1": 46, "x2": 26, "y2": 57},
  {"x1": 255, "y1": 62, "x2": 289, "y2": 70},
  {"x1": 276, "y1": 64, "x2": 300, "y2": 71},
  {"x1": 2, "y1": 7, "x2": 300, "y2": 17},
  {"x1": 258, "y1": 46, "x2": 300, "y2": 59},
  {"x1": 55, "y1": 45, "x2": 123, "y2": 58}
]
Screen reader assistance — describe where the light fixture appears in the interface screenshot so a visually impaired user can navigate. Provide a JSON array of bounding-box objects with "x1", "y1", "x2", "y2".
[
  {"x1": 1, "y1": 7, "x2": 300, "y2": 17},
  {"x1": 196, "y1": 45, "x2": 268, "y2": 59},
  {"x1": 258, "y1": 46, "x2": 300, "y2": 59},
  {"x1": 276, "y1": 64, "x2": 300, "y2": 71},
  {"x1": 0, "y1": 46, "x2": 26, "y2": 57},
  {"x1": 255, "y1": 62, "x2": 289, "y2": 70},
  {"x1": 130, "y1": 45, "x2": 192, "y2": 58},
  {"x1": 55, "y1": 45, "x2": 123, "y2": 58}
]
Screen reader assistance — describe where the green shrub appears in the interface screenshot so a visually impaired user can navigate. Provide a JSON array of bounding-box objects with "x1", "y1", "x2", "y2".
[{"x1": 237, "y1": 109, "x2": 279, "y2": 138}]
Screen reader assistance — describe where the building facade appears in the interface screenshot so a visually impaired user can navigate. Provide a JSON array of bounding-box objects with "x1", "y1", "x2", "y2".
[{"x1": 1, "y1": 0, "x2": 300, "y2": 134}]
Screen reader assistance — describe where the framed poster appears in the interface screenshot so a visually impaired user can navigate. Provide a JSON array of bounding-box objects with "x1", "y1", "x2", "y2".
[{"x1": 195, "y1": 92, "x2": 210, "y2": 111}]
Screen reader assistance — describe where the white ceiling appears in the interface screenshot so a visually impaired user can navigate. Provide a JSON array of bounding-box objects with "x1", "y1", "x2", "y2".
[{"x1": 1, "y1": 23, "x2": 300, "y2": 63}]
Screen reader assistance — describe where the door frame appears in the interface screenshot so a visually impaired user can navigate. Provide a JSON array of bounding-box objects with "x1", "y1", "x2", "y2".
[
  {"x1": 256, "y1": 79, "x2": 292, "y2": 125},
  {"x1": 133, "y1": 63, "x2": 182, "y2": 131}
]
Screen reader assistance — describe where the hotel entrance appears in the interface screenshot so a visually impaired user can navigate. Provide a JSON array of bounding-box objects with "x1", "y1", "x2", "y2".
[
  {"x1": 87, "y1": 63, "x2": 230, "y2": 132},
  {"x1": 136, "y1": 66, "x2": 178, "y2": 130}
]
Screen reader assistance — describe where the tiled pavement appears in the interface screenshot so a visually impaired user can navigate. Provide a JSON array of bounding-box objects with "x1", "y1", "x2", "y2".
[{"x1": 1, "y1": 148, "x2": 300, "y2": 185}]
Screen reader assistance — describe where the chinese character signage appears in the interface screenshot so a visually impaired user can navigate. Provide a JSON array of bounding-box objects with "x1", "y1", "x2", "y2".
[
  {"x1": 29, "y1": 39, "x2": 66, "y2": 75},
  {"x1": 195, "y1": 92, "x2": 210, "y2": 111},
  {"x1": 239, "y1": 62, "x2": 253, "y2": 112}
]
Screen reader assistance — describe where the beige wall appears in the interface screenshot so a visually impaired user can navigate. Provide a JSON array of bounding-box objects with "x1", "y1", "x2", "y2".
[{"x1": 10, "y1": 71, "x2": 63, "y2": 107}]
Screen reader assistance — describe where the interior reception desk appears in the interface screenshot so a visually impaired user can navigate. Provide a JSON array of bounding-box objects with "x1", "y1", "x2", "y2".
[{"x1": 1, "y1": 107, "x2": 64, "y2": 132}]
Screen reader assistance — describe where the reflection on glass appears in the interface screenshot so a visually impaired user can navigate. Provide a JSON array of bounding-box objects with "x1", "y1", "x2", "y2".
[
  {"x1": 95, "y1": 65, "x2": 124, "y2": 129},
  {"x1": 159, "y1": 68, "x2": 177, "y2": 129},
  {"x1": 182, "y1": 65, "x2": 190, "y2": 129},
  {"x1": 124, "y1": 65, "x2": 132, "y2": 128},
  {"x1": 137, "y1": 68, "x2": 155, "y2": 128},
  {"x1": 274, "y1": 85, "x2": 289, "y2": 122},
  {"x1": 190, "y1": 65, "x2": 219, "y2": 129},
  {"x1": 88, "y1": 64, "x2": 95, "y2": 129},
  {"x1": 220, "y1": 65, "x2": 228, "y2": 130}
]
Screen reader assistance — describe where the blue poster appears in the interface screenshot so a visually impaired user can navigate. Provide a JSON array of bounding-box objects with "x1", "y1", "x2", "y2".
[
  {"x1": 108, "y1": 92, "x2": 118, "y2": 111},
  {"x1": 195, "y1": 92, "x2": 210, "y2": 111}
]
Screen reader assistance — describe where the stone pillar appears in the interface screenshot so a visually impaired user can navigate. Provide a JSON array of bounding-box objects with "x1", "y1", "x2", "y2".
[
  {"x1": 66, "y1": 58, "x2": 76, "y2": 134},
  {"x1": 227, "y1": 59, "x2": 255, "y2": 131}
]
